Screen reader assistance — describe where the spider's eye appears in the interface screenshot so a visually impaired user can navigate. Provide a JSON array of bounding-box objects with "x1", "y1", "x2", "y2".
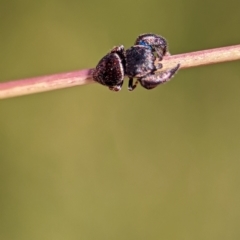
[{"x1": 138, "y1": 40, "x2": 152, "y2": 49}]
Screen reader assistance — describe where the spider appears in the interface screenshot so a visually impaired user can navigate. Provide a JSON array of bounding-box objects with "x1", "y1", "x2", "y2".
[{"x1": 92, "y1": 33, "x2": 180, "y2": 91}]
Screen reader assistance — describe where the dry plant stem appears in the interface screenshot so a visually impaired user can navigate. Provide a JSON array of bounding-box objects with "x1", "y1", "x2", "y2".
[
  {"x1": 158, "y1": 44, "x2": 240, "y2": 71},
  {"x1": 0, "y1": 69, "x2": 95, "y2": 99},
  {"x1": 0, "y1": 44, "x2": 240, "y2": 99}
]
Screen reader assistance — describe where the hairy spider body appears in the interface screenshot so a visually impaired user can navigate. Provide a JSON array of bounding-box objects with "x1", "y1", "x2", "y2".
[
  {"x1": 92, "y1": 46, "x2": 125, "y2": 91},
  {"x1": 125, "y1": 45, "x2": 156, "y2": 78},
  {"x1": 135, "y1": 33, "x2": 168, "y2": 60},
  {"x1": 92, "y1": 33, "x2": 180, "y2": 91}
]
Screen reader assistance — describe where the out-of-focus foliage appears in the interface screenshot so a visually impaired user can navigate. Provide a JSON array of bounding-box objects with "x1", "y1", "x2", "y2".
[{"x1": 1, "y1": 0, "x2": 240, "y2": 239}]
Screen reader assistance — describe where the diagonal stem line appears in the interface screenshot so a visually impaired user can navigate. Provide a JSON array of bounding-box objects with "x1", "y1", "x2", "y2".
[
  {"x1": 158, "y1": 44, "x2": 240, "y2": 70},
  {"x1": 0, "y1": 44, "x2": 240, "y2": 99},
  {"x1": 0, "y1": 69, "x2": 95, "y2": 99}
]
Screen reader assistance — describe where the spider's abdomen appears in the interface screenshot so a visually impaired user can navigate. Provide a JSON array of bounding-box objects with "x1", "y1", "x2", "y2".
[{"x1": 93, "y1": 52, "x2": 124, "y2": 87}]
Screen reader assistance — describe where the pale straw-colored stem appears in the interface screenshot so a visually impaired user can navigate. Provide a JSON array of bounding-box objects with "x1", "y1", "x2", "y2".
[
  {"x1": 0, "y1": 69, "x2": 94, "y2": 99},
  {"x1": 0, "y1": 44, "x2": 240, "y2": 99},
  {"x1": 158, "y1": 44, "x2": 240, "y2": 70}
]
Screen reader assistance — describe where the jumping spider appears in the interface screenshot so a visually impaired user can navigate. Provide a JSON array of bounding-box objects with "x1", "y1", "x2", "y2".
[{"x1": 92, "y1": 33, "x2": 180, "y2": 91}]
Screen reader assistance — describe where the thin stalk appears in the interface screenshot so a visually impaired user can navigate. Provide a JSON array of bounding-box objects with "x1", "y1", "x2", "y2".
[
  {"x1": 159, "y1": 44, "x2": 240, "y2": 70},
  {"x1": 0, "y1": 44, "x2": 240, "y2": 99}
]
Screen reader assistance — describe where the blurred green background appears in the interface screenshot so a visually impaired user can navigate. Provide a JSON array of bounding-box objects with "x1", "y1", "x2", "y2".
[{"x1": 1, "y1": 0, "x2": 240, "y2": 239}]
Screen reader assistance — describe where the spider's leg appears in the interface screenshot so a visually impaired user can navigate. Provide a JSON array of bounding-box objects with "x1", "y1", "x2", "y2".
[
  {"x1": 155, "y1": 62, "x2": 163, "y2": 70},
  {"x1": 139, "y1": 64, "x2": 180, "y2": 90},
  {"x1": 128, "y1": 77, "x2": 139, "y2": 91}
]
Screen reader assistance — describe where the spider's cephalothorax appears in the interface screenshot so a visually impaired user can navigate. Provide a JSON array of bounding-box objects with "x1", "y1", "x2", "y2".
[
  {"x1": 134, "y1": 33, "x2": 168, "y2": 60},
  {"x1": 92, "y1": 33, "x2": 180, "y2": 91}
]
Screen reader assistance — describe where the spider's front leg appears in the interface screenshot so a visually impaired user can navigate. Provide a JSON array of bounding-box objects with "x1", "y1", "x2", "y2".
[{"x1": 139, "y1": 64, "x2": 180, "y2": 90}]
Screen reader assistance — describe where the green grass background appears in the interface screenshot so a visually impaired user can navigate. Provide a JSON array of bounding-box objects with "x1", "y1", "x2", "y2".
[{"x1": 1, "y1": 0, "x2": 240, "y2": 239}]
